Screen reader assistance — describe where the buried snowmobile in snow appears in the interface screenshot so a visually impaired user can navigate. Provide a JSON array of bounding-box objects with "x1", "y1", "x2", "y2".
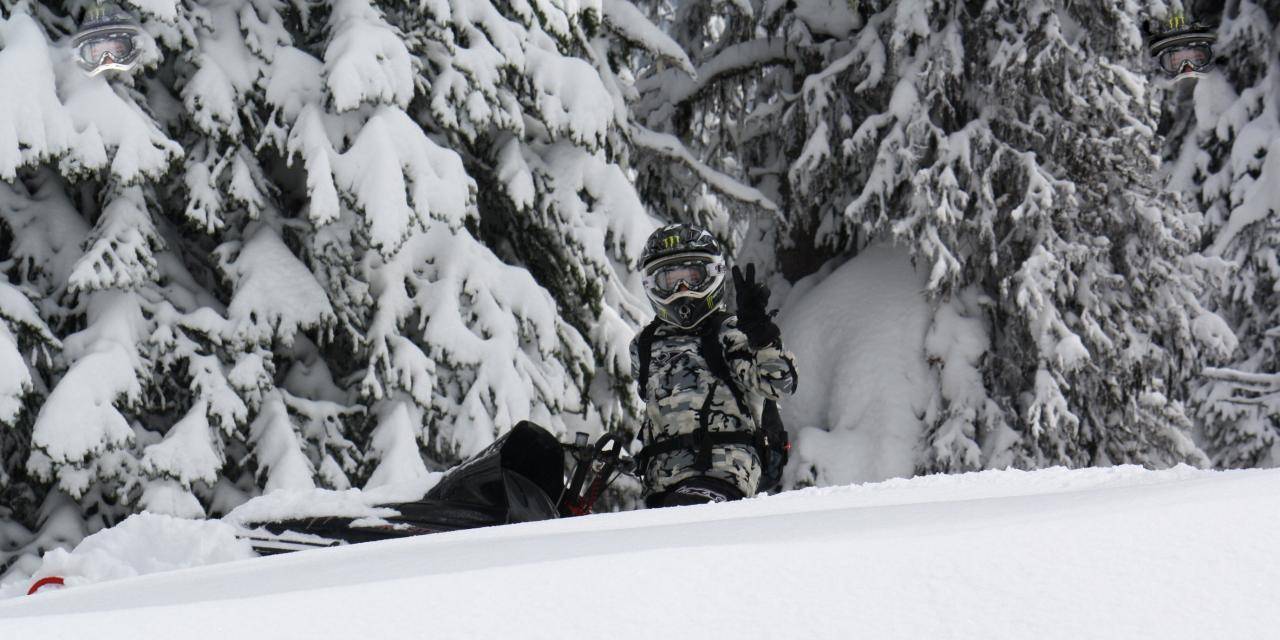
[{"x1": 239, "y1": 421, "x2": 628, "y2": 555}]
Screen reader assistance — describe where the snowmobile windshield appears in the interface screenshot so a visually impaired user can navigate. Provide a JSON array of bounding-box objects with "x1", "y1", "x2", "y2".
[
  {"x1": 645, "y1": 256, "x2": 722, "y2": 297},
  {"x1": 74, "y1": 29, "x2": 140, "y2": 75},
  {"x1": 1158, "y1": 44, "x2": 1211, "y2": 75}
]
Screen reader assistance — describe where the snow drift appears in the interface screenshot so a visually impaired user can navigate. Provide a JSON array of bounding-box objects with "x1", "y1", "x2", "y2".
[
  {"x1": 779, "y1": 244, "x2": 934, "y2": 485},
  {"x1": 1, "y1": 465, "x2": 1277, "y2": 639}
]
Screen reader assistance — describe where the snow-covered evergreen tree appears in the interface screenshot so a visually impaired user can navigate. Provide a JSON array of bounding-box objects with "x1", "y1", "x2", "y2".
[
  {"x1": 0, "y1": 175, "x2": 66, "y2": 538},
  {"x1": 638, "y1": 0, "x2": 1236, "y2": 478},
  {"x1": 1172, "y1": 0, "x2": 1280, "y2": 468},
  {"x1": 945, "y1": 0, "x2": 1232, "y2": 470},
  {"x1": 0, "y1": 0, "x2": 664, "y2": 573},
  {"x1": 278, "y1": 0, "x2": 662, "y2": 473},
  {"x1": 628, "y1": 0, "x2": 781, "y2": 255}
]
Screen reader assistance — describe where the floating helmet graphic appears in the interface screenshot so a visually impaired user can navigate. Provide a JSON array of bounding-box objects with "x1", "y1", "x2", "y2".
[
  {"x1": 1146, "y1": 13, "x2": 1217, "y2": 82},
  {"x1": 73, "y1": 3, "x2": 143, "y2": 76}
]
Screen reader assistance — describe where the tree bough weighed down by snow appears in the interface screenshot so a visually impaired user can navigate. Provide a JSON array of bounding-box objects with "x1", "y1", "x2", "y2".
[
  {"x1": 0, "y1": 0, "x2": 667, "y2": 569},
  {"x1": 1172, "y1": 0, "x2": 1280, "y2": 469},
  {"x1": 636, "y1": 0, "x2": 1240, "y2": 480}
]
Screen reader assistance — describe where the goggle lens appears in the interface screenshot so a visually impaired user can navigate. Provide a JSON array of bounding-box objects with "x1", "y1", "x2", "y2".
[
  {"x1": 79, "y1": 34, "x2": 136, "y2": 66},
  {"x1": 654, "y1": 264, "x2": 707, "y2": 292},
  {"x1": 1159, "y1": 45, "x2": 1211, "y2": 74}
]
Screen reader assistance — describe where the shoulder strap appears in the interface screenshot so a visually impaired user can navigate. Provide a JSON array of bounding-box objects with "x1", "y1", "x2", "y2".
[
  {"x1": 699, "y1": 315, "x2": 734, "y2": 387},
  {"x1": 637, "y1": 312, "x2": 747, "y2": 414},
  {"x1": 636, "y1": 319, "x2": 661, "y2": 399},
  {"x1": 700, "y1": 313, "x2": 750, "y2": 417}
]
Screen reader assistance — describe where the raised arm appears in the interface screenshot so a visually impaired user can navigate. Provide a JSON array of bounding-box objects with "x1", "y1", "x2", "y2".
[
  {"x1": 721, "y1": 316, "x2": 798, "y2": 400},
  {"x1": 721, "y1": 264, "x2": 798, "y2": 399}
]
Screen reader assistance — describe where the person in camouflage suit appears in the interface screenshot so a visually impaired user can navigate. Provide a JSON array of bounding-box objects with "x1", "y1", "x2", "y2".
[{"x1": 631, "y1": 224, "x2": 798, "y2": 507}]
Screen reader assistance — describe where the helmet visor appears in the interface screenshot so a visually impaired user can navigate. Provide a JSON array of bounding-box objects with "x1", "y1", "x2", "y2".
[{"x1": 1158, "y1": 44, "x2": 1211, "y2": 75}]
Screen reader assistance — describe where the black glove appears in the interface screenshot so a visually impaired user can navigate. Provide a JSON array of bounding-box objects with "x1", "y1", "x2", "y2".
[{"x1": 732, "y1": 264, "x2": 781, "y2": 349}]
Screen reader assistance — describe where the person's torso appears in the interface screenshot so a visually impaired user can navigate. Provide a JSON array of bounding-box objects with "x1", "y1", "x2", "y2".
[{"x1": 640, "y1": 323, "x2": 755, "y2": 439}]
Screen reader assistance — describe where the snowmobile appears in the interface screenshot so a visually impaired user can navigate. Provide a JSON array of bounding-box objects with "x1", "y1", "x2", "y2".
[
  {"x1": 1146, "y1": 13, "x2": 1216, "y2": 82},
  {"x1": 23, "y1": 423, "x2": 628, "y2": 594},
  {"x1": 238, "y1": 421, "x2": 630, "y2": 555}
]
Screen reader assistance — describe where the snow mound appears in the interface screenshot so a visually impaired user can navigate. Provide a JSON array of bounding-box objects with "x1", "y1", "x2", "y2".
[
  {"x1": 0, "y1": 513, "x2": 253, "y2": 599},
  {"x1": 778, "y1": 244, "x2": 933, "y2": 485}
]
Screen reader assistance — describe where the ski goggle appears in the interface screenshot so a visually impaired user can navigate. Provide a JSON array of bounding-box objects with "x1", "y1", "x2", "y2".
[
  {"x1": 74, "y1": 30, "x2": 141, "y2": 76},
  {"x1": 644, "y1": 257, "x2": 724, "y2": 297},
  {"x1": 1157, "y1": 44, "x2": 1212, "y2": 76}
]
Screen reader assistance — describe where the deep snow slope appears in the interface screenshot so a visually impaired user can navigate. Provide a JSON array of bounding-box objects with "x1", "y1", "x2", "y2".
[{"x1": 1, "y1": 466, "x2": 1278, "y2": 639}]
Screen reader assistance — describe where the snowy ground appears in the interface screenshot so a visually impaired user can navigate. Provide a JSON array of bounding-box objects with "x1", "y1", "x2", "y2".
[{"x1": 1, "y1": 465, "x2": 1278, "y2": 639}]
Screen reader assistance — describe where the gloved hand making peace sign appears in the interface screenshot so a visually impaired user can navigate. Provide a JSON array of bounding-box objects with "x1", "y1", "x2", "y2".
[{"x1": 732, "y1": 264, "x2": 782, "y2": 350}]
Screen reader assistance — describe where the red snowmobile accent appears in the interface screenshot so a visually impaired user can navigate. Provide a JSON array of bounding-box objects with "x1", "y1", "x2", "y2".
[
  {"x1": 558, "y1": 432, "x2": 626, "y2": 517},
  {"x1": 27, "y1": 576, "x2": 65, "y2": 595}
]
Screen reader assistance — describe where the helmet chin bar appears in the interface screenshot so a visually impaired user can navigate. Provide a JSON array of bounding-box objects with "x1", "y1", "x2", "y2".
[
  {"x1": 651, "y1": 288, "x2": 722, "y2": 329},
  {"x1": 676, "y1": 300, "x2": 697, "y2": 322},
  {"x1": 662, "y1": 300, "x2": 715, "y2": 329},
  {"x1": 86, "y1": 56, "x2": 133, "y2": 76},
  {"x1": 1156, "y1": 69, "x2": 1208, "y2": 87}
]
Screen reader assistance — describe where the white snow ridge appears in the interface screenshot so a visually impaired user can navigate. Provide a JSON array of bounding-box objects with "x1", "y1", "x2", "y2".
[{"x1": 1, "y1": 465, "x2": 1277, "y2": 639}]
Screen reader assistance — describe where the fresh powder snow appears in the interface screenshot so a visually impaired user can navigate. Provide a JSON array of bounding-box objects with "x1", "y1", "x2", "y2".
[
  {"x1": 1, "y1": 465, "x2": 1277, "y2": 639},
  {"x1": 0, "y1": 3, "x2": 1277, "y2": 637},
  {"x1": 779, "y1": 244, "x2": 934, "y2": 485}
]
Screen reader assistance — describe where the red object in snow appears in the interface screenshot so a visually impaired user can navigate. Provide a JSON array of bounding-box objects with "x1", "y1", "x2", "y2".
[{"x1": 27, "y1": 576, "x2": 65, "y2": 595}]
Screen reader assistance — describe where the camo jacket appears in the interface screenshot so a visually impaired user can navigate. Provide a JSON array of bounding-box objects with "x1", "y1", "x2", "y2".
[{"x1": 630, "y1": 314, "x2": 798, "y2": 498}]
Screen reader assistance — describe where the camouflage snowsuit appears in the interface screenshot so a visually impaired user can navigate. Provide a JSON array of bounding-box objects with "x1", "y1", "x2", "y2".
[{"x1": 630, "y1": 315, "x2": 798, "y2": 498}]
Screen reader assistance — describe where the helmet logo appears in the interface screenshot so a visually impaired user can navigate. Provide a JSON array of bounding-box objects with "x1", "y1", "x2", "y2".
[
  {"x1": 677, "y1": 303, "x2": 692, "y2": 320},
  {"x1": 662, "y1": 236, "x2": 679, "y2": 249},
  {"x1": 1169, "y1": 12, "x2": 1186, "y2": 29}
]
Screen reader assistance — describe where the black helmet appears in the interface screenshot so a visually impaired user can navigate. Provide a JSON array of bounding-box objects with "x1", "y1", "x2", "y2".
[
  {"x1": 1146, "y1": 14, "x2": 1216, "y2": 81},
  {"x1": 73, "y1": 3, "x2": 143, "y2": 76},
  {"x1": 640, "y1": 224, "x2": 727, "y2": 329}
]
